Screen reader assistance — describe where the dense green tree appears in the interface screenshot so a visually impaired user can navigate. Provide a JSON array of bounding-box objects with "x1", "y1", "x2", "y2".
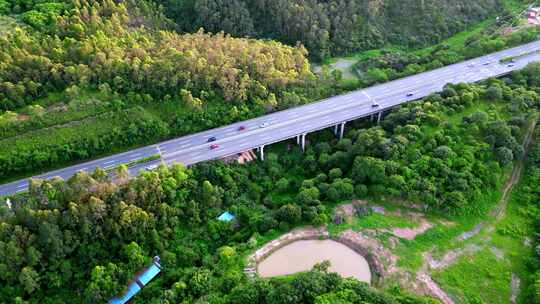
[{"x1": 155, "y1": 0, "x2": 502, "y2": 60}]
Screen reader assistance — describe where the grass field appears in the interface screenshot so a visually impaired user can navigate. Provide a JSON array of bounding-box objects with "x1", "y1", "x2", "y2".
[{"x1": 433, "y1": 248, "x2": 512, "y2": 303}]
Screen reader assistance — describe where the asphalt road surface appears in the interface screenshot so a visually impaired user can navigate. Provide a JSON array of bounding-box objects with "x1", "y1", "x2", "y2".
[{"x1": 2, "y1": 40, "x2": 540, "y2": 197}]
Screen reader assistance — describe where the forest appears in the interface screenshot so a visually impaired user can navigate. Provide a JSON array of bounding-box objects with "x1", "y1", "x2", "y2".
[
  {"x1": 352, "y1": 25, "x2": 540, "y2": 86},
  {"x1": 154, "y1": 0, "x2": 505, "y2": 60},
  {"x1": 0, "y1": 0, "x2": 330, "y2": 181},
  {"x1": 0, "y1": 0, "x2": 535, "y2": 182},
  {"x1": 2, "y1": 0, "x2": 540, "y2": 303},
  {"x1": 1, "y1": 61, "x2": 540, "y2": 303}
]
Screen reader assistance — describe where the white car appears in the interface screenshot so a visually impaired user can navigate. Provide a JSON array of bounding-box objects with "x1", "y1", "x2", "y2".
[{"x1": 260, "y1": 121, "x2": 270, "y2": 128}]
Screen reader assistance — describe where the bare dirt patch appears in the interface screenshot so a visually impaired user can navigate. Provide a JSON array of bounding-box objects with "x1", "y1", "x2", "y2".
[
  {"x1": 490, "y1": 246, "x2": 505, "y2": 260},
  {"x1": 393, "y1": 220, "x2": 433, "y2": 240},
  {"x1": 417, "y1": 273, "x2": 455, "y2": 304},
  {"x1": 337, "y1": 203, "x2": 356, "y2": 218},
  {"x1": 425, "y1": 244, "x2": 482, "y2": 271},
  {"x1": 511, "y1": 273, "x2": 521, "y2": 304},
  {"x1": 338, "y1": 229, "x2": 397, "y2": 278}
]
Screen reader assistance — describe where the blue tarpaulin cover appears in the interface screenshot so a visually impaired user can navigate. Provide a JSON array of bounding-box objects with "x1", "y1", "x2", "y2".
[
  {"x1": 217, "y1": 211, "x2": 235, "y2": 222},
  {"x1": 109, "y1": 257, "x2": 161, "y2": 304}
]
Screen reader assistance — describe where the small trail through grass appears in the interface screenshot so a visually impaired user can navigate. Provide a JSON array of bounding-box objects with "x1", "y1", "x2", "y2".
[{"x1": 416, "y1": 114, "x2": 538, "y2": 304}]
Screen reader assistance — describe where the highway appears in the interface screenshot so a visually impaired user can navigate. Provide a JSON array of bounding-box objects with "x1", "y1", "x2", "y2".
[{"x1": 1, "y1": 40, "x2": 540, "y2": 197}]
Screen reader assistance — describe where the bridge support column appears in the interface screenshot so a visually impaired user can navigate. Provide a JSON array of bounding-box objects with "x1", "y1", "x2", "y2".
[
  {"x1": 339, "y1": 122, "x2": 346, "y2": 140},
  {"x1": 259, "y1": 145, "x2": 265, "y2": 161},
  {"x1": 296, "y1": 135, "x2": 300, "y2": 145},
  {"x1": 377, "y1": 111, "x2": 382, "y2": 124},
  {"x1": 333, "y1": 124, "x2": 338, "y2": 135},
  {"x1": 370, "y1": 114, "x2": 374, "y2": 122},
  {"x1": 301, "y1": 133, "x2": 307, "y2": 152}
]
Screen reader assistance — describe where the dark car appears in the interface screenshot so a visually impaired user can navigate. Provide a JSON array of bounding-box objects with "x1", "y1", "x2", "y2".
[
  {"x1": 210, "y1": 144, "x2": 219, "y2": 149},
  {"x1": 371, "y1": 102, "x2": 379, "y2": 108},
  {"x1": 238, "y1": 125, "x2": 246, "y2": 131},
  {"x1": 406, "y1": 92, "x2": 414, "y2": 97},
  {"x1": 207, "y1": 136, "x2": 217, "y2": 142}
]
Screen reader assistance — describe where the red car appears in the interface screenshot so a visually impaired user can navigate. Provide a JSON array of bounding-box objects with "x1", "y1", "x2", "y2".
[
  {"x1": 210, "y1": 144, "x2": 219, "y2": 150},
  {"x1": 238, "y1": 125, "x2": 246, "y2": 131}
]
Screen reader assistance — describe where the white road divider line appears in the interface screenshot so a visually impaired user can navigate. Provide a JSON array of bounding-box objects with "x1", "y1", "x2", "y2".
[{"x1": 161, "y1": 51, "x2": 529, "y2": 161}]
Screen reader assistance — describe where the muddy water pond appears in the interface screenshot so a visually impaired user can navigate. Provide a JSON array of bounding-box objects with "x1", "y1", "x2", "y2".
[{"x1": 257, "y1": 239, "x2": 371, "y2": 283}]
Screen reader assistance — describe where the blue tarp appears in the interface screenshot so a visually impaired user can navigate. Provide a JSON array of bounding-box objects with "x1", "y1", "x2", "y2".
[
  {"x1": 109, "y1": 283, "x2": 141, "y2": 304},
  {"x1": 217, "y1": 211, "x2": 235, "y2": 222},
  {"x1": 109, "y1": 257, "x2": 161, "y2": 304},
  {"x1": 139, "y1": 264, "x2": 161, "y2": 285}
]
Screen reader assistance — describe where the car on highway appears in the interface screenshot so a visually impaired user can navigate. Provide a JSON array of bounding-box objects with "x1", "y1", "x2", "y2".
[
  {"x1": 238, "y1": 125, "x2": 246, "y2": 131},
  {"x1": 406, "y1": 92, "x2": 414, "y2": 97},
  {"x1": 146, "y1": 164, "x2": 158, "y2": 170},
  {"x1": 483, "y1": 61, "x2": 491, "y2": 65},
  {"x1": 371, "y1": 101, "x2": 379, "y2": 108},
  {"x1": 260, "y1": 121, "x2": 270, "y2": 128},
  {"x1": 467, "y1": 63, "x2": 474, "y2": 68},
  {"x1": 207, "y1": 136, "x2": 217, "y2": 142},
  {"x1": 210, "y1": 144, "x2": 219, "y2": 149},
  {"x1": 507, "y1": 64, "x2": 515, "y2": 67}
]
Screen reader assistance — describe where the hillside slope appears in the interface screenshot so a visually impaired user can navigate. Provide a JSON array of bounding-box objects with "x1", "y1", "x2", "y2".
[
  {"x1": 0, "y1": 0, "x2": 317, "y2": 180},
  {"x1": 156, "y1": 0, "x2": 504, "y2": 59}
]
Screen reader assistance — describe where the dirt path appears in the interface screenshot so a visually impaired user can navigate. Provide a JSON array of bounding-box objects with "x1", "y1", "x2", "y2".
[
  {"x1": 493, "y1": 115, "x2": 538, "y2": 220},
  {"x1": 416, "y1": 115, "x2": 538, "y2": 303}
]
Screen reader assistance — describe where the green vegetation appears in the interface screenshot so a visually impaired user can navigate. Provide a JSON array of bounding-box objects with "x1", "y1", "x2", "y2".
[
  {"x1": 0, "y1": 106, "x2": 169, "y2": 180},
  {"x1": 0, "y1": 0, "x2": 312, "y2": 113},
  {"x1": 501, "y1": 49, "x2": 540, "y2": 62},
  {"x1": 155, "y1": 0, "x2": 503, "y2": 60},
  {"x1": 107, "y1": 154, "x2": 162, "y2": 173},
  {"x1": 429, "y1": 123, "x2": 540, "y2": 304},
  {"x1": 503, "y1": 163, "x2": 540, "y2": 303},
  {"x1": 351, "y1": 22, "x2": 540, "y2": 87},
  {"x1": 318, "y1": 17, "x2": 495, "y2": 80},
  {"x1": 351, "y1": 213, "x2": 417, "y2": 230},
  {"x1": 0, "y1": 0, "x2": 533, "y2": 183},
  {"x1": 3, "y1": 1, "x2": 540, "y2": 303},
  {"x1": 328, "y1": 205, "x2": 419, "y2": 236},
  {"x1": 433, "y1": 248, "x2": 512, "y2": 303},
  {"x1": 0, "y1": 0, "x2": 343, "y2": 181},
  {"x1": 1, "y1": 62, "x2": 539, "y2": 303}
]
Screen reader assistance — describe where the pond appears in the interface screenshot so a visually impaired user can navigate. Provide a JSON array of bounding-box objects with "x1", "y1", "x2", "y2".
[{"x1": 257, "y1": 239, "x2": 372, "y2": 283}]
